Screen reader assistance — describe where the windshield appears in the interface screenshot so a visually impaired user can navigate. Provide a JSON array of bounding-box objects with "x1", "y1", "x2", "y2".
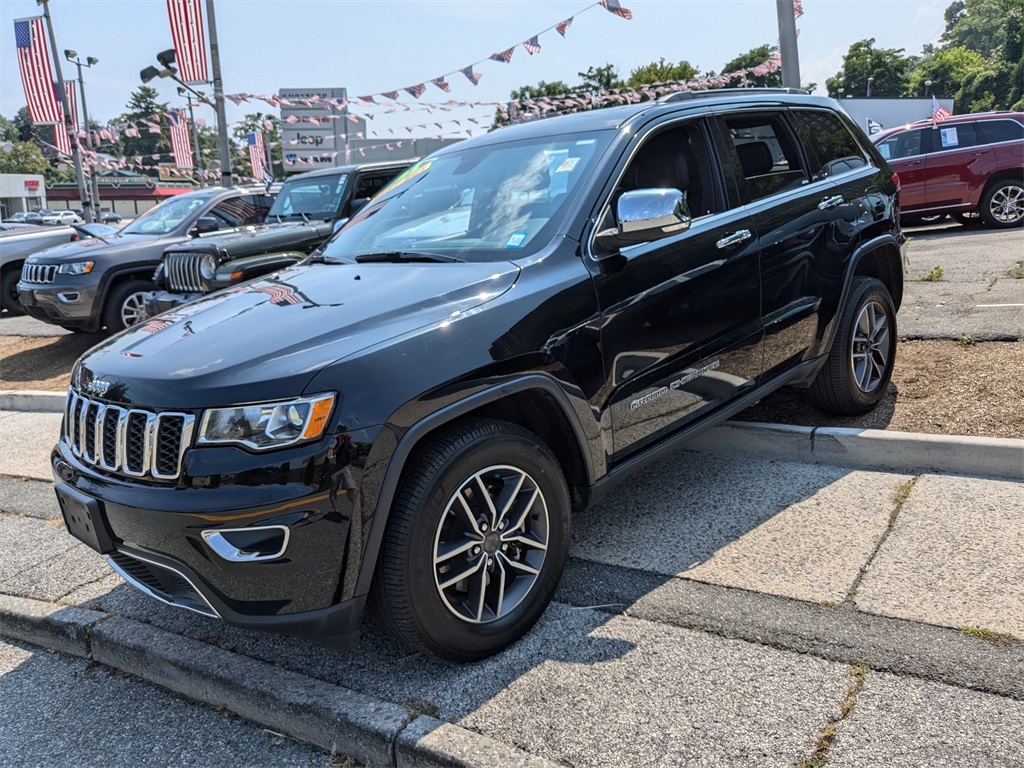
[
  {"x1": 122, "y1": 194, "x2": 210, "y2": 235},
  {"x1": 269, "y1": 173, "x2": 348, "y2": 219},
  {"x1": 319, "y1": 130, "x2": 612, "y2": 263}
]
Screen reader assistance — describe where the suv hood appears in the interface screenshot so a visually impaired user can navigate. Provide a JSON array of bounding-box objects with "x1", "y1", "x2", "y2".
[
  {"x1": 26, "y1": 231, "x2": 159, "y2": 263},
  {"x1": 165, "y1": 221, "x2": 333, "y2": 258},
  {"x1": 76, "y1": 260, "x2": 521, "y2": 408}
]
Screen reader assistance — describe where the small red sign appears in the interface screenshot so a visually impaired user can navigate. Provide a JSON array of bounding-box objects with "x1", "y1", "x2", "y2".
[{"x1": 24, "y1": 179, "x2": 40, "y2": 192}]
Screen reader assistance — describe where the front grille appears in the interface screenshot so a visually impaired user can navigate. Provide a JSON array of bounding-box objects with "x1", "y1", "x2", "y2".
[
  {"x1": 64, "y1": 389, "x2": 195, "y2": 481},
  {"x1": 22, "y1": 263, "x2": 58, "y2": 284},
  {"x1": 165, "y1": 251, "x2": 208, "y2": 292},
  {"x1": 108, "y1": 552, "x2": 218, "y2": 617}
]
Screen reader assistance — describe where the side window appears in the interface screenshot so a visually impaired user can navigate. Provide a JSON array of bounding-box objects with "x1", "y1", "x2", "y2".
[
  {"x1": 722, "y1": 113, "x2": 808, "y2": 202},
  {"x1": 209, "y1": 196, "x2": 266, "y2": 227},
  {"x1": 608, "y1": 121, "x2": 720, "y2": 223},
  {"x1": 790, "y1": 110, "x2": 867, "y2": 180},
  {"x1": 354, "y1": 172, "x2": 402, "y2": 200},
  {"x1": 929, "y1": 122, "x2": 980, "y2": 152},
  {"x1": 876, "y1": 129, "x2": 925, "y2": 161},
  {"x1": 976, "y1": 119, "x2": 1024, "y2": 144}
]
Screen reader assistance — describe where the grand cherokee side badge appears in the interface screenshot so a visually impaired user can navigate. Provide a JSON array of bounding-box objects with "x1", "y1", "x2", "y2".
[{"x1": 629, "y1": 360, "x2": 721, "y2": 411}]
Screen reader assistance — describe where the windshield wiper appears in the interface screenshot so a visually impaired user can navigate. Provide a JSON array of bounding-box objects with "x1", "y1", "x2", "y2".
[{"x1": 354, "y1": 251, "x2": 463, "y2": 264}]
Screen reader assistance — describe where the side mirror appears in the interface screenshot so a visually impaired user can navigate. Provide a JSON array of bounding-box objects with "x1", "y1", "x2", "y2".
[
  {"x1": 331, "y1": 217, "x2": 349, "y2": 235},
  {"x1": 595, "y1": 188, "x2": 691, "y2": 255},
  {"x1": 192, "y1": 216, "x2": 219, "y2": 236},
  {"x1": 349, "y1": 197, "x2": 370, "y2": 215}
]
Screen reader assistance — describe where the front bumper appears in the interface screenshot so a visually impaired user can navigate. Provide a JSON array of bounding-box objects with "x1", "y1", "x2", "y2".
[
  {"x1": 18, "y1": 281, "x2": 98, "y2": 330},
  {"x1": 145, "y1": 289, "x2": 204, "y2": 315},
  {"x1": 52, "y1": 424, "x2": 378, "y2": 648}
]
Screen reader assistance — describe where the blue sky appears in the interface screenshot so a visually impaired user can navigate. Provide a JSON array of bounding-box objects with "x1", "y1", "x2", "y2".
[{"x1": 1, "y1": 0, "x2": 950, "y2": 138}]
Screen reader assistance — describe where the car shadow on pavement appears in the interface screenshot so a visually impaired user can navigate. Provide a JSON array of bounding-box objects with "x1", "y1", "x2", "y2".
[{"x1": 0, "y1": 333, "x2": 105, "y2": 387}]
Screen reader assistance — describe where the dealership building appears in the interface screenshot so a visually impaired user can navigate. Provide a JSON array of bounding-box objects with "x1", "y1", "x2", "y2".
[{"x1": 0, "y1": 173, "x2": 46, "y2": 220}]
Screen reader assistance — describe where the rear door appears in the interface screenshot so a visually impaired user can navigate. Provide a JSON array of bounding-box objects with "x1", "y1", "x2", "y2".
[
  {"x1": 922, "y1": 121, "x2": 993, "y2": 208},
  {"x1": 589, "y1": 117, "x2": 762, "y2": 459}
]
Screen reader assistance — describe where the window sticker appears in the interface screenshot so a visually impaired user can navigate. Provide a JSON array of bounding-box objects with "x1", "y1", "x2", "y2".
[
  {"x1": 575, "y1": 139, "x2": 596, "y2": 145},
  {"x1": 505, "y1": 232, "x2": 528, "y2": 248},
  {"x1": 940, "y1": 127, "x2": 959, "y2": 148},
  {"x1": 556, "y1": 157, "x2": 581, "y2": 173}
]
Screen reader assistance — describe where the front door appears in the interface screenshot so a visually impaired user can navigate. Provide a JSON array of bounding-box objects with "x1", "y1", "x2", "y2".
[{"x1": 588, "y1": 119, "x2": 763, "y2": 459}]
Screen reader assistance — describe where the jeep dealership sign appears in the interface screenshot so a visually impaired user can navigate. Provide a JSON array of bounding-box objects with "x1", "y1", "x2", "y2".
[{"x1": 280, "y1": 87, "x2": 360, "y2": 172}]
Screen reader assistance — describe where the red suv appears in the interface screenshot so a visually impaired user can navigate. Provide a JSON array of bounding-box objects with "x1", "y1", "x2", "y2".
[{"x1": 873, "y1": 112, "x2": 1024, "y2": 228}]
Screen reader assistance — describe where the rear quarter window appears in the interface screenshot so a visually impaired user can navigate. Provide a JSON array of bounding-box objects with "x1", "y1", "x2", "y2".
[{"x1": 976, "y1": 119, "x2": 1024, "y2": 144}]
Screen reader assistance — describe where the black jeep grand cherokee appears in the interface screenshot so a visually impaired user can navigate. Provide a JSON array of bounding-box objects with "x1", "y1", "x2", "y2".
[{"x1": 54, "y1": 90, "x2": 905, "y2": 662}]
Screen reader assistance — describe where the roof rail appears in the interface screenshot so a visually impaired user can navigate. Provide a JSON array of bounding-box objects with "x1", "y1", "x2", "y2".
[{"x1": 657, "y1": 87, "x2": 810, "y2": 103}]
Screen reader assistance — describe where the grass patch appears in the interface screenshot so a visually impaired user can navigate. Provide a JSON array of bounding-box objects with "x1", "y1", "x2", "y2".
[
  {"x1": 954, "y1": 333, "x2": 976, "y2": 347},
  {"x1": 911, "y1": 265, "x2": 944, "y2": 282},
  {"x1": 889, "y1": 478, "x2": 918, "y2": 526},
  {"x1": 987, "y1": 274, "x2": 998, "y2": 290},
  {"x1": 1012, "y1": 262, "x2": 1024, "y2": 279},
  {"x1": 959, "y1": 625, "x2": 1019, "y2": 645},
  {"x1": 798, "y1": 665, "x2": 871, "y2": 768}
]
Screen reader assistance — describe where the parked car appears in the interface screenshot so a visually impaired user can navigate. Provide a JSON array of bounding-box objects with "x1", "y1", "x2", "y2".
[
  {"x1": 53, "y1": 90, "x2": 905, "y2": 661},
  {"x1": 873, "y1": 111, "x2": 1024, "y2": 227},
  {"x1": 18, "y1": 188, "x2": 273, "y2": 332},
  {"x1": 24, "y1": 212, "x2": 44, "y2": 224},
  {"x1": 100, "y1": 211, "x2": 122, "y2": 225},
  {"x1": 1, "y1": 222, "x2": 112, "y2": 314},
  {"x1": 146, "y1": 162, "x2": 409, "y2": 314},
  {"x1": 4, "y1": 212, "x2": 29, "y2": 223},
  {"x1": 42, "y1": 211, "x2": 84, "y2": 226}
]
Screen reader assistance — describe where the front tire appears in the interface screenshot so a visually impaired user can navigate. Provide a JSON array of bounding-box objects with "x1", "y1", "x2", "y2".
[
  {"x1": 1, "y1": 269, "x2": 25, "y2": 315},
  {"x1": 808, "y1": 276, "x2": 896, "y2": 415},
  {"x1": 103, "y1": 279, "x2": 153, "y2": 332},
  {"x1": 979, "y1": 180, "x2": 1024, "y2": 228},
  {"x1": 372, "y1": 419, "x2": 570, "y2": 662}
]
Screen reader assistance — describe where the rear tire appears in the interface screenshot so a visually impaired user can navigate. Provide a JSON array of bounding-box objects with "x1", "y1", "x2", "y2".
[
  {"x1": 102, "y1": 279, "x2": 153, "y2": 332},
  {"x1": 978, "y1": 180, "x2": 1024, "y2": 228},
  {"x1": 808, "y1": 276, "x2": 896, "y2": 415},
  {"x1": 1, "y1": 269, "x2": 25, "y2": 315},
  {"x1": 372, "y1": 418, "x2": 570, "y2": 662}
]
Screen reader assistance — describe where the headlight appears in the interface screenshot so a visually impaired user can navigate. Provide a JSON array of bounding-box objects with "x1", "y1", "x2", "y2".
[
  {"x1": 199, "y1": 254, "x2": 216, "y2": 280},
  {"x1": 57, "y1": 261, "x2": 94, "y2": 275},
  {"x1": 197, "y1": 393, "x2": 335, "y2": 450}
]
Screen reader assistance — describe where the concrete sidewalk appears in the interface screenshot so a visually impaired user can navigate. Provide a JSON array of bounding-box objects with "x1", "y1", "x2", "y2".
[{"x1": 1, "y1": 404, "x2": 1022, "y2": 767}]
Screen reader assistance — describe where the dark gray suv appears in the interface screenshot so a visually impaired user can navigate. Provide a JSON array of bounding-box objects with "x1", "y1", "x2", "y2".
[{"x1": 18, "y1": 187, "x2": 272, "y2": 332}]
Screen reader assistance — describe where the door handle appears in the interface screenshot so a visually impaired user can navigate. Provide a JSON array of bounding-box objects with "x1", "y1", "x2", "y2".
[
  {"x1": 716, "y1": 229, "x2": 752, "y2": 249},
  {"x1": 972, "y1": 150, "x2": 990, "y2": 155},
  {"x1": 818, "y1": 195, "x2": 845, "y2": 211},
  {"x1": 904, "y1": 160, "x2": 922, "y2": 166}
]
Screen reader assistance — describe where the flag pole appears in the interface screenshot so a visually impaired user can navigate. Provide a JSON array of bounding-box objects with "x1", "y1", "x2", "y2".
[
  {"x1": 37, "y1": 0, "x2": 92, "y2": 221},
  {"x1": 205, "y1": 0, "x2": 232, "y2": 188}
]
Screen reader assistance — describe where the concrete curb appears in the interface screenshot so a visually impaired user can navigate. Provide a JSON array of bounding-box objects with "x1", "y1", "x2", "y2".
[
  {"x1": 4, "y1": 390, "x2": 1021, "y2": 479},
  {"x1": 687, "y1": 421, "x2": 1024, "y2": 481},
  {"x1": 0, "y1": 593, "x2": 561, "y2": 768},
  {"x1": 0, "y1": 390, "x2": 66, "y2": 413}
]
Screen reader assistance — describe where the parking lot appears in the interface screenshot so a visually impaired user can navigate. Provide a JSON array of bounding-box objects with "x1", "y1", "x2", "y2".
[{"x1": 1, "y1": 220, "x2": 1022, "y2": 767}]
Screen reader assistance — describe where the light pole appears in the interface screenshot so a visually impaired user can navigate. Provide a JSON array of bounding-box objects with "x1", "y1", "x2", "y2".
[
  {"x1": 775, "y1": 0, "x2": 801, "y2": 88},
  {"x1": 866, "y1": 77, "x2": 875, "y2": 98},
  {"x1": 64, "y1": 50, "x2": 101, "y2": 222},
  {"x1": 177, "y1": 86, "x2": 205, "y2": 183},
  {"x1": 36, "y1": 0, "x2": 91, "y2": 222},
  {"x1": 924, "y1": 80, "x2": 933, "y2": 97}
]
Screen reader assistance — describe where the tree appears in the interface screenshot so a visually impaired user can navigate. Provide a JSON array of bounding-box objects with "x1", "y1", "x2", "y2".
[
  {"x1": 825, "y1": 38, "x2": 912, "y2": 98},
  {"x1": 111, "y1": 85, "x2": 170, "y2": 174},
  {"x1": 0, "y1": 140, "x2": 49, "y2": 176},
  {"x1": 908, "y1": 45, "x2": 987, "y2": 98},
  {"x1": 627, "y1": 58, "x2": 699, "y2": 88},
  {"x1": 720, "y1": 45, "x2": 782, "y2": 88},
  {"x1": 0, "y1": 114, "x2": 18, "y2": 143},
  {"x1": 577, "y1": 64, "x2": 623, "y2": 92}
]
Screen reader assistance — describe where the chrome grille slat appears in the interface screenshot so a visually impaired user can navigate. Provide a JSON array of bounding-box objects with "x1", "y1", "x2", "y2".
[
  {"x1": 165, "y1": 252, "x2": 206, "y2": 292},
  {"x1": 62, "y1": 391, "x2": 194, "y2": 481},
  {"x1": 22, "y1": 263, "x2": 58, "y2": 284}
]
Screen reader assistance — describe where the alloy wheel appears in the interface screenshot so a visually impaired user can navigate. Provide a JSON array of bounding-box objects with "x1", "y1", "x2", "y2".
[
  {"x1": 988, "y1": 183, "x2": 1024, "y2": 225},
  {"x1": 850, "y1": 300, "x2": 890, "y2": 392},
  {"x1": 120, "y1": 291, "x2": 150, "y2": 327},
  {"x1": 433, "y1": 464, "x2": 549, "y2": 624}
]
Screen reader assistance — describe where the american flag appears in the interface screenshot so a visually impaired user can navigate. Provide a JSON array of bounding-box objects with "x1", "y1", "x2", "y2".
[
  {"x1": 556, "y1": 17, "x2": 573, "y2": 37},
  {"x1": 381, "y1": 90, "x2": 399, "y2": 100},
  {"x1": 431, "y1": 77, "x2": 451, "y2": 93},
  {"x1": 166, "y1": 110, "x2": 194, "y2": 168},
  {"x1": 523, "y1": 36, "x2": 541, "y2": 55},
  {"x1": 63, "y1": 82, "x2": 79, "y2": 133},
  {"x1": 794, "y1": 0, "x2": 804, "y2": 18},
  {"x1": 461, "y1": 66, "x2": 483, "y2": 86},
  {"x1": 166, "y1": 0, "x2": 208, "y2": 84},
  {"x1": 404, "y1": 83, "x2": 426, "y2": 99},
  {"x1": 14, "y1": 17, "x2": 62, "y2": 124},
  {"x1": 51, "y1": 82, "x2": 76, "y2": 156},
  {"x1": 490, "y1": 47, "x2": 515, "y2": 64},
  {"x1": 931, "y1": 96, "x2": 951, "y2": 122},
  {"x1": 247, "y1": 131, "x2": 270, "y2": 181},
  {"x1": 600, "y1": 0, "x2": 633, "y2": 20}
]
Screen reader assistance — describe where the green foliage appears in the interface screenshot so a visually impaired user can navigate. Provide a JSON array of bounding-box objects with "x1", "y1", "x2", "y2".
[
  {"x1": 720, "y1": 45, "x2": 782, "y2": 88},
  {"x1": 0, "y1": 114, "x2": 18, "y2": 143},
  {"x1": 577, "y1": 64, "x2": 623, "y2": 92},
  {"x1": 825, "y1": 38, "x2": 912, "y2": 98},
  {"x1": 627, "y1": 58, "x2": 699, "y2": 88},
  {"x1": 0, "y1": 140, "x2": 49, "y2": 176},
  {"x1": 111, "y1": 86, "x2": 170, "y2": 172},
  {"x1": 907, "y1": 45, "x2": 987, "y2": 97}
]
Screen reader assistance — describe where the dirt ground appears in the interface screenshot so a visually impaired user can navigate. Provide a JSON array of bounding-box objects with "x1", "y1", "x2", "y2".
[{"x1": 1, "y1": 332, "x2": 1021, "y2": 439}]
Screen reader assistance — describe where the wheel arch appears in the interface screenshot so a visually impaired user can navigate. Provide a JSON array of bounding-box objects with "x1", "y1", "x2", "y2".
[
  {"x1": 97, "y1": 264, "x2": 160, "y2": 309},
  {"x1": 352, "y1": 374, "x2": 596, "y2": 598}
]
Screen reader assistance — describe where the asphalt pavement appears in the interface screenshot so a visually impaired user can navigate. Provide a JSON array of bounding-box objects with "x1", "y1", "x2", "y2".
[{"x1": 1, "y1": 404, "x2": 1021, "y2": 767}]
